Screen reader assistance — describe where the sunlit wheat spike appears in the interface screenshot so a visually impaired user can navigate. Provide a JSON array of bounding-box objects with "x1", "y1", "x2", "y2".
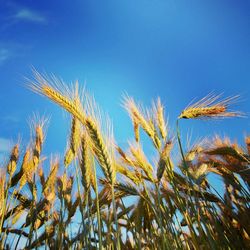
[
  {"x1": 43, "y1": 158, "x2": 59, "y2": 196},
  {"x1": 150, "y1": 117, "x2": 162, "y2": 150},
  {"x1": 114, "y1": 182, "x2": 139, "y2": 196},
  {"x1": 129, "y1": 142, "x2": 154, "y2": 181},
  {"x1": 7, "y1": 144, "x2": 19, "y2": 176},
  {"x1": 185, "y1": 146, "x2": 203, "y2": 162},
  {"x1": 90, "y1": 170, "x2": 97, "y2": 191},
  {"x1": 33, "y1": 126, "x2": 43, "y2": 166},
  {"x1": 116, "y1": 164, "x2": 141, "y2": 184},
  {"x1": 123, "y1": 95, "x2": 155, "y2": 139},
  {"x1": 179, "y1": 93, "x2": 243, "y2": 119},
  {"x1": 188, "y1": 163, "x2": 208, "y2": 180},
  {"x1": 63, "y1": 176, "x2": 74, "y2": 205},
  {"x1": 205, "y1": 145, "x2": 250, "y2": 163},
  {"x1": 153, "y1": 97, "x2": 168, "y2": 140},
  {"x1": 34, "y1": 216, "x2": 43, "y2": 230},
  {"x1": 116, "y1": 145, "x2": 134, "y2": 166},
  {"x1": 28, "y1": 70, "x2": 86, "y2": 125},
  {"x1": 19, "y1": 149, "x2": 33, "y2": 188},
  {"x1": 69, "y1": 117, "x2": 81, "y2": 154},
  {"x1": 64, "y1": 150, "x2": 74, "y2": 168},
  {"x1": 133, "y1": 119, "x2": 140, "y2": 142},
  {"x1": 23, "y1": 148, "x2": 31, "y2": 166},
  {"x1": 38, "y1": 167, "x2": 45, "y2": 187},
  {"x1": 64, "y1": 116, "x2": 81, "y2": 167},
  {"x1": 85, "y1": 117, "x2": 116, "y2": 184},
  {"x1": 79, "y1": 131, "x2": 91, "y2": 191},
  {"x1": 57, "y1": 172, "x2": 68, "y2": 198},
  {"x1": 157, "y1": 140, "x2": 173, "y2": 181},
  {"x1": 11, "y1": 205, "x2": 25, "y2": 225},
  {"x1": 31, "y1": 117, "x2": 47, "y2": 168}
]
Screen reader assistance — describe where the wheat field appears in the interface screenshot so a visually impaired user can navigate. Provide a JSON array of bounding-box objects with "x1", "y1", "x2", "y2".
[{"x1": 0, "y1": 72, "x2": 249, "y2": 249}]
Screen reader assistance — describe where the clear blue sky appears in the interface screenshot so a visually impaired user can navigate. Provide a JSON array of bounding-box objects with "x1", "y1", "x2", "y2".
[{"x1": 0, "y1": 0, "x2": 250, "y2": 169}]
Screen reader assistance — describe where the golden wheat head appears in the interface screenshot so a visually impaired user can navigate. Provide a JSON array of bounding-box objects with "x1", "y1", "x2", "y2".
[
  {"x1": 27, "y1": 70, "x2": 86, "y2": 125},
  {"x1": 179, "y1": 93, "x2": 244, "y2": 119}
]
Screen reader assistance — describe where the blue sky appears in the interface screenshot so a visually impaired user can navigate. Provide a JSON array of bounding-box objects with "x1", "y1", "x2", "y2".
[{"x1": 0, "y1": 0, "x2": 250, "y2": 172}]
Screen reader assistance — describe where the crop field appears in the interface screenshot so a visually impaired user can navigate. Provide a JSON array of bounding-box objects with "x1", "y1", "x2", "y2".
[{"x1": 0, "y1": 72, "x2": 249, "y2": 249}]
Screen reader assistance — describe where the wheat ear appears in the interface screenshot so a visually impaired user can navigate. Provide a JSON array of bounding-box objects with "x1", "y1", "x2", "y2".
[
  {"x1": 27, "y1": 71, "x2": 86, "y2": 125},
  {"x1": 43, "y1": 158, "x2": 59, "y2": 196},
  {"x1": 85, "y1": 118, "x2": 116, "y2": 184},
  {"x1": 64, "y1": 116, "x2": 81, "y2": 167},
  {"x1": 179, "y1": 94, "x2": 243, "y2": 119},
  {"x1": 7, "y1": 144, "x2": 19, "y2": 176},
  {"x1": 79, "y1": 131, "x2": 92, "y2": 191},
  {"x1": 153, "y1": 98, "x2": 167, "y2": 140}
]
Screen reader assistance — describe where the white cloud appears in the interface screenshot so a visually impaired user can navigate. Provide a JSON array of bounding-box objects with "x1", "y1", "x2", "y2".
[
  {"x1": 13, "y1": 8, "x2": 46, "y2": 23},
  {"x1": 0, "y1": 48, "x2": 11, "y2": 65}
]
